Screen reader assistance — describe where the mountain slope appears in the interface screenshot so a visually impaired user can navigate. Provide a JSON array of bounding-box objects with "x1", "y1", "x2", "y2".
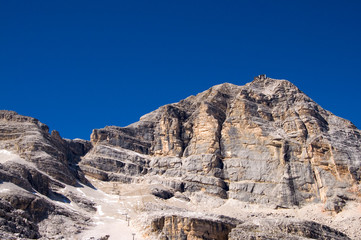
[
  {"x1": 86, "y1": 76, "x2": 361, "y2": 211},
  {"x1": 0, "y1": 76, "x2": 360, "y2": 239}
]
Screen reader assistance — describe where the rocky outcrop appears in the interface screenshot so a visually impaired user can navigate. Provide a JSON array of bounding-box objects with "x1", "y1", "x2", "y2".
[
  {"x1": 0, "y1": 111, "x2": 92, "y2": 186},
  {"x1": 148, "y1": 213, "x2": 350, "y2": 240},
  {"x1": 90, "y1": 83, "x2": 240, "y2": 158},
  {"x1": 0, "y1": 111, "x2": 92, "y2": 238},
  {"x1": 229, "y1": 218, "x2": 351, "y2": 240},
  {"x1": 0, "y1": 197, "x2": 40, "y2": 239},
  {"x1": 80, "y1": 144, "x2": 149, "y2": 182},
  {"x1": 0, "y1": 183, "x2": 90, "y2": 239},
  {"x1": 150, "y1": 186, "x2": 174, "y2": 199},
  {"x1": 150, "y1": 214, "x2": 239, "y2": 240},
  {"x1": 84, "y1": 77, "x2": 361, "y2": 212}
]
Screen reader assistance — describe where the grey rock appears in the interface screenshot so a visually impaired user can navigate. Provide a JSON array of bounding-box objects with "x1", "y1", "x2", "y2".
[
  {"x1": 1, "y1": 76, "x2": 360, "y2": 239},
  {"x1": 229, "y1": 218, "x2": 351, "y2": 240},
  {"x1": 0, "y1": 198, "x2": 40, "y2": 239},
  {"x1": 0, "y1": 110, "x2": 91, "y2": 186},
  {"x1": 0, "y1": 111, "x2": 92, "y2": 239},
  {"x1": 85, "y1": 77, "x2": 361, "y2": 212},
  {"x1": 150, "y1": 186, "x2": 174, "y2": 200},
  {"x1": 150, "y1": 214, "x2": 240, "y2": 240}
]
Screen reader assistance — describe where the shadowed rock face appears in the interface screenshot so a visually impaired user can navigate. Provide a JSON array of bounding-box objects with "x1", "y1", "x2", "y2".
[
  {"x1": 0, "y1": 197, "x2": 40, "y2": 239},
  {"x1": 86, "y1": 78, "x2": 361, "y2": 211}
]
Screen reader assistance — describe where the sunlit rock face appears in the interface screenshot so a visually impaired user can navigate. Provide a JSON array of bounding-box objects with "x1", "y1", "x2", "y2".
[
  {"x1": 1, "y1": 76, "x2": 360, "y2": 239},
  {"x1": 87, "y1": 76, "x2": 361, "y2": 212},
  {"x1": 0, "y1": 111, "x2": 92, "y2": 186},
  {"x1": 150, "y1": 214, "x2": 239, "y2": 240},
  {"x1": 149, "y1": 213, "x2": 351, "y2": 240},
  {"x1": 228, "y1": 218, "x2": 351, "y2": 240},
  {"x1": 0, "y1": 111, "x2": 92, "y2": 239}
]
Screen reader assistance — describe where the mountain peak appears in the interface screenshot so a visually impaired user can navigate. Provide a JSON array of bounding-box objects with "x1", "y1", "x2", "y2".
[
  {"x1": 247, "y1": 75, "x2": 302, "y2": 96},
  {"x1": 1, "y1": 76, "x2": 361, "y2": 239}
]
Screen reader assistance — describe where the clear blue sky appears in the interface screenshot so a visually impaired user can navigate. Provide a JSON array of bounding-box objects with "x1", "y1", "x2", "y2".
[{"x1": 1, "y1": 0, "x2": 361, "y2": 140}]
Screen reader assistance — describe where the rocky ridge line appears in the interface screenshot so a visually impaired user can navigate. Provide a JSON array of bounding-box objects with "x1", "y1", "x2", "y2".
[
  {"x1": 85, "y1": 76, "x2": 361, "y2": 212},
  {"x1": 0, "y1": 75, "x2": 360, "y2": 239}
]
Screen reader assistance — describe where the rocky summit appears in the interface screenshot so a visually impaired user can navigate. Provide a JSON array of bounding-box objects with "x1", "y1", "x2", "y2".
[{"x1": 0, "y1": 76, "x2": 360, "y2": 240}]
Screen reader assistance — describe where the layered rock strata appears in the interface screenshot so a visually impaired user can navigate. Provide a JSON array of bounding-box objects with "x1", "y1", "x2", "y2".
[
  {"x1": 150, "y1": 214, "x2": 240, "y2": 240},
  {"x1": 0, "y1": 111, "x2": 92, "y2": 238},
  {"x1": 85, "y1": 77, "x2": 361, "y2": 212},
  {"x1": 229, "y1": 218, "x2": 351, "y2": 240},
  {"x1": 148, "y1": 214, "x2": 351, "y2": 240},
  {"x1": 0, "y1": 111, "x2": 91, "y2": 186},
  {"x1": 0, "y1": 76, "x2": 360, "y2": 239}
]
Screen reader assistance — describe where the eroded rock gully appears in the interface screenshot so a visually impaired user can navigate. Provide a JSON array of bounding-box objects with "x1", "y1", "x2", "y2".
[{"x1": 1, "y1": 76, "x2": 360, "y2": 239}]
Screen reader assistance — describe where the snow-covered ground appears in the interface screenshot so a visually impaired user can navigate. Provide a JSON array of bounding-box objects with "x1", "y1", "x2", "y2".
[
  {"x1": 72, "y1": 180, "x2": 145, "y2": 240},
  {"x1": 0, "y1": 149, "x2": 27, "y2": 164}
]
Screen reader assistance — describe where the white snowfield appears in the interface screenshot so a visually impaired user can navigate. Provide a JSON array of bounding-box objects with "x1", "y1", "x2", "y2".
[{"x1": 72, "y1": 181, "x2": 145, "y2": 240}]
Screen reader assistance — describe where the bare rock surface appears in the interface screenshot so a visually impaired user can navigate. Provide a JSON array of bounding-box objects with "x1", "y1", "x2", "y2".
[
  {"x1": 0, "y1": 111, "x2": 91, "y2": 186},
  {"x1": 150, "y1": 214, "x2": 239, "y2": 240},
  {"x1": 1, "y1": 76, "x2": 361, "y2": 239},
  {"x1": 229, "y1": 218, "x2": 351, "y2": 240},
  {"x1": 86, "y1": 76, "x2": 361, "y2": 212},
  {"x1": 0, "y1": 111, "x2": 92, "y2": 239}
]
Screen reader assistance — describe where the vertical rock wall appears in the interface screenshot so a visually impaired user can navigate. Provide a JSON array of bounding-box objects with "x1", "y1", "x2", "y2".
[{"x1": 85, "y1": 77, "x2": 361, "y2": 212}]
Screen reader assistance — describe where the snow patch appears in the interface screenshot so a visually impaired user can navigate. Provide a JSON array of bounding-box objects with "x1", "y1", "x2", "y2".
[
  {"x1": 0, "y1": 149, "x2": 18, "y2": 163},
  {"x1": 96, "y1": 205, "x2": 104, "y2": 216},
  {"x1": 76, "y1": 188, "x2": 87, "y2": 197},
  {"x1": 117, "y1": 209, "x2": 126, "y2": 214},
  {"x1": 0, "y1": 149, "x2": 12, "y2": 155},
  {"x1": 0, "y1": 149, "x2": 36, "y2": 168},
  {"x1": 0, "y1": 188, "x2": 10, "y2": 193},
  {"x1": 0, "y1": 182, "x2": 30, "y2": 193},
  {"x1": 103, "y1": 198, "x2": 118, "y2": 203}
]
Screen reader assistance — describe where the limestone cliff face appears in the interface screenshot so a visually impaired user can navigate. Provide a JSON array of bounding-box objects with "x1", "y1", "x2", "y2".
[
  {"x1": 0, "y1": 111, "x2": 91, "y2": 186},
  {"x1": 150, "y1": 215, "x2": 238, "y2": 240},
  {"x1": 86, "y1": 77, "x2": 361, "y2": 211},
  {"x1": 1, "y1": 76, "x2": 360, "y2": 239},
  {"x1": 0, "y1": 111, "x2": 92, "y2": 239},
  {"x1": 229, "y1": 218, "x2": 351, "y2": 240},
  {"x1": 148, "y1": 214, "x2": 350, "y2": 240}
]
